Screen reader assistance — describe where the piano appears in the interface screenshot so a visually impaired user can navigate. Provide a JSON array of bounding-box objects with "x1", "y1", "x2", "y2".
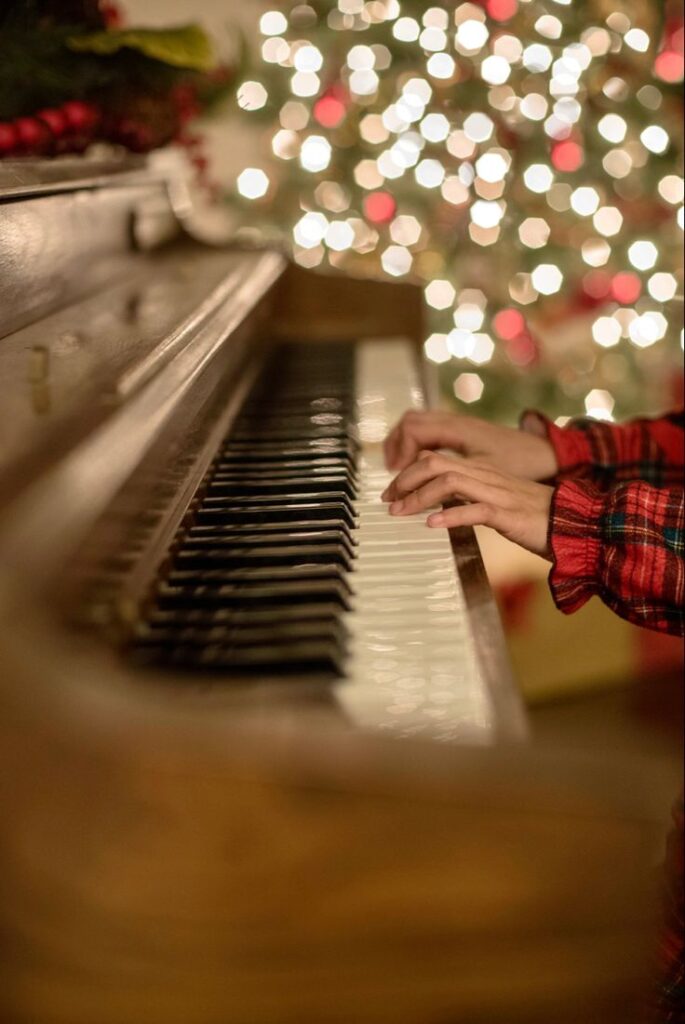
[{"x1": 0, "y1": 157, "x2": 656, "y2": 1023}]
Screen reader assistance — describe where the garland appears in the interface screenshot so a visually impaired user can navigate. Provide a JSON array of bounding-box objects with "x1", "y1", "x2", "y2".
[{"x1": 0, "y1": 0, "x2": 231, "y2": 163}]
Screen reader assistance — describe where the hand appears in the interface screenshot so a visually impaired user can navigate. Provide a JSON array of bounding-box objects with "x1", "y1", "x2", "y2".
[
  {"x1": 383, "y1": 451, "x2": 554, "y2": 560},
  {"x1": 383, "y1": 410, "x2": 558, "y2": 481}
]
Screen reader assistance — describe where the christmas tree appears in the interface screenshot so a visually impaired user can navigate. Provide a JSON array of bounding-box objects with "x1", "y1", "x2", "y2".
[{"x1": 230, "y1": 0, "x2": 684, "y2": 423}]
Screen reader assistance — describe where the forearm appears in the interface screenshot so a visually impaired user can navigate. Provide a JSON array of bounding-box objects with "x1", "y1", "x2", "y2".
[
  {"x1": 549, "y1": 479, "x2": 685, "y2": 636},
  {"x1": 522, "y1": 410, "x2": 685, "y2": 487}
]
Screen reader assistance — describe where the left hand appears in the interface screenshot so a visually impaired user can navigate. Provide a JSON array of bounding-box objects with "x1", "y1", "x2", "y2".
[{"x1": 382, "y1": 451, "x2": 554, "y2": 560}]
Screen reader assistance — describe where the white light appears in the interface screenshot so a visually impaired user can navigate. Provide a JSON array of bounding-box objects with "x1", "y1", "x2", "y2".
[
  {"x1": 584, "y1": 389, "x2": 615, "y2": 420},
  {"x1": 415, "y1": 159, "x2": 445, "y2": 188},
  {"x1": 262, "y1": 37, "x2": 290, "y2": 64},
  {"x1": 628, "y1": 240, "x2": 658, "y2": 271},
  {"x1": 454, "y1": 303, "x2": 485, "y2": 331},
  {"x1": 624, "y1": 28, "x2": 650, "y2": 52},
  {"x1": 393, "y1": 16, "x2": 420, "y2": 42},
  {"x1": 425, "y1": 279, "x2": 456, "y2": 309},
  {"x1": 494, "y1": 34, "x2": 523, "y2": 63},
  {"x1": 592, "y1": 317, "x2": 622, "y2": 347},
  {"x1": 535, "y1": 15, "x2": 562, "y2": 39},
  {"x1": 403, "y1": 77, "x2": 432, "y2": 104},
  {"x1": 447, "y1": 329, "x2": 475, "y2": 358},
  {"x1": 570, "y1": 187, "x2": 600, "y2": 216},
  {"x1": 381, "y1": 245, "x2": 413, "y2": 276},
  {"x1": 554, "y1": 97, "x2": 582, "y2": 124},
  {"x1": 237, "y1": 81, "x2": 268, "y2": 111},
  {"x1": 420, "y1": 27, "x2": 447, "y2": 51},
  {"x1": 427, "y1": 53, "x2": 455, "y2": 78},
  {"x1": 524, "y1": 164, "x2": 554, "y2": 194},
  {"x1": 294, "y1": 45, "x2": 323, "y2": 73},
  {"x1": 518, "y1": 217, "x2": 550, "y2": 249},
  {"x1": 658, "y1": 175, "x2": 684, "y2": 204},
  {"x1": 456, "y1": 19, "x2": 489, "y2": 51},
  {"x1": 581, "y1": 237, "x2": 611, "y2": 267},
  {"x1": 593, "y1": 206, "x2": 623, "y2": 236},
  {"x1": 481, "y1": 56, "x2": 511, "y2": 85},
  {"x1": 300, "y1": 135, "x2": 332, "y2": 173},
  {"x1": 391, "y1": 215, "x2": 422, "y2": 246},
  {"x1": 470, "y1": 200, "x2": 504, "y2": 228},
  {"x1": 354, "y1": 159, "x2": 384, "y2": 190},
  {"x1": 420, "y1": 113, "x2": 450, "y2": 142},
  {"x1": 349, "y1": 69, "x2": 379, "y2": 95},
  {"x1": 531, "y1": 263, "x2": 563, "y2": 294},
  {"x1": 424, "y1": 333, "x2": 451, "y2": 364},
  {"x1": 640, "y1": 125, "x2": 669, "y2": 154},
  {"x1": 523, "y1": 43, "x2": 553, "y2": 72},
  {"x1": 325, "y1": 221, "x2": 355, "y2": 252},
  {"x1": 442, "y1": 176, "x2": 469, "y2": 205},
  {"x1": 520, "y1": 93, "x2": 548, "y2": 121},
  {"x1": 360, "y1": 113, "x2": 388, "y2": 144},
  {"x1": 377, "y1": 149, "x2": 405, "y2": 180},
  {"x1": 475, "y1": 152, "x2": 508, "y2": 183},
  {"x1": 391, "y1": 133, "x2": 423, "y2": 168},
  {"x1": 347, "y1": 44, "x2": 375, "y2": 70},
  {"x1": 293, "y1": 212, "x2": 328, "y2": 248},
  {"x1": 628, "y1": 314, "x2": 661, "y2": 348},
  {"x1": 469, "y1": 333, "x2": 495, "y2": 364},
  {"x1": 598, "y1": 114, "x2": 627, "y2": 144},
  {"x1": 648, "y1": 273, "x2": 677, "y2": 302},
  {"x1": 423, "y1": 7, "x2": 448, "y2": 29},
  {"x1": 291, "y1": 72, "x2": 320, "y2": 97},
  {"x1": 236, "y1": 168, "x2": 269, "y2": 200},
  {"x1": 260, "y1": 10, "x2": 288, "y2": 35},
  {"x1": 463, "y1": 112, "x2": 494, "y2": 143},
  {"x1": 453, "y1": 372, "x2": 484, "y2": 403},
  {"x1": 272, "y1": 129, "x2": 298, "y2": 160}
]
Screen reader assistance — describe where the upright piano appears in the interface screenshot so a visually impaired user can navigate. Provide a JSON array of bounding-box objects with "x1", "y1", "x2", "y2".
[{"x1": 0, "y1": 158, "x2": 655, "y2": 1024}]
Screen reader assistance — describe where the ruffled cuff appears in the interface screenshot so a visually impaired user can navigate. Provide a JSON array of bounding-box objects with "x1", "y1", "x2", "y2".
[
  {"x1": 547, "y1": 479, "x2": 605, "y2": 615},
  {"x1": 520, "y1": 410, "x2": 596, "y2": 474}
]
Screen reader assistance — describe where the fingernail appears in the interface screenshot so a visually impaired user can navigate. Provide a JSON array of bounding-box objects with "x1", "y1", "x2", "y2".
[
  {"x1": 389, "y1": 500, "x2": 404, "y2": 514},
  {"x1": 427, "y1": 513, "x2": 445, "y2": 527}
]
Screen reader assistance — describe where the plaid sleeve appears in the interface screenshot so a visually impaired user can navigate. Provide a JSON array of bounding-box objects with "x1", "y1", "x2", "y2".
[
  {"x1": 521, "y1": 409, "x2": 684, "y2": 487},
  {"x1": 548, "y1": 478, "x2": 684, "y2": 636}
]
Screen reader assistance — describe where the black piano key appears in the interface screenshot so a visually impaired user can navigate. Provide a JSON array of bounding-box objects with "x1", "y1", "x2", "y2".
[
  {"x1": 205, "y1": 476, "x2": 355, "y2": 499},
  {"x1": 156, "y1": 580, "x2": 352, "y2": 610},
  {"x1": 175, "y1": 544, "x2": 353, "y2": 571},
  {"x1": 184, "y1": 528, "x2": 356, "y2": 556},
  {"x1": 211, "y1": 464, "x2": 358, "y2": 483},
  {"x1": 194, "y1": 501, "x2": 357, "y2": 529},
  {"x1": 133, "y1": 618, "x2": 346, "y2": 649},
  {"x1": 165, "y1": 564, "x2": 351, "y2": 590},
  {"x1": 147, "y1": 601, "x2": 346, "y2": 628},
  {"x1": 131, "y1": 639, "x2": 344, "y2": 674}
]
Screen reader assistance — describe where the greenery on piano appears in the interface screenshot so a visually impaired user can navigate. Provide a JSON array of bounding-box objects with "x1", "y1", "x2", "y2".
[
  {"x1": 0, "y1": 0, "x2": 231, "y2": 161},
  {"x1": 230, "y1": 0, "x2": 684, "y2": 424}
]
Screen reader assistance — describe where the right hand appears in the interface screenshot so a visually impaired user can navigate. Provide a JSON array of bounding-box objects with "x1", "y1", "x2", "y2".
[{"x1": 383, "y1": 410, "x2": 558, "y2": 480}]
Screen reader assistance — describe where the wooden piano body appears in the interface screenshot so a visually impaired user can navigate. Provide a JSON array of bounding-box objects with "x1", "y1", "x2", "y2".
[{"x1": 0, "y1": 158, "x2": 656, "y2": 1023}]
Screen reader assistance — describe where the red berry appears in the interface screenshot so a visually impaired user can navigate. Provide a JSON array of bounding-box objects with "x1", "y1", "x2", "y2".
[
  {"x1": 37, "y1": 108, "x2": 69, "y2": 138},
  {"x1": 0, "y1": 122, "x2": 19, "y2": 154},
  {"x1": 14, "y1": 116, "x2": 51, "y2": 154},
  {"x1": 62, "y1": 100, "x2": 99, "y2": 133}
]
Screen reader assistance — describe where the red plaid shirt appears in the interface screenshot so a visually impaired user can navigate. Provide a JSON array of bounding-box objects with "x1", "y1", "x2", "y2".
[{"x1": 523, "y1": 409, "x2": 684, "y2": 1021}]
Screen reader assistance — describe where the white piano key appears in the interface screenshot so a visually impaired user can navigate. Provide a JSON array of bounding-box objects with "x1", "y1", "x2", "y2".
[{"x1": 335, "y1": 339, "x2": 495, "y2": 742}]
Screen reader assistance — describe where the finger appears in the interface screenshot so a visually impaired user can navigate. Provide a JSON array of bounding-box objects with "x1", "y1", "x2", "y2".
[
  {"x1": 427, "y1": 503, "x2": 498, "y2": 530},
  {"x1": 384, "y1": 414, "x2": 450, "y2": 472},
  {"x1": 382, "y1": 422, "x2": 402, "y2": 471},
  {"x1": 390, "y1": 471, "x2": 503, "y2": 516},
  {"x1": 382, "y1": 452, "x2": 456, "y2": 502}
]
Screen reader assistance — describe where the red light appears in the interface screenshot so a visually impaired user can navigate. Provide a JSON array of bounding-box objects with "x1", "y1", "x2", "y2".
[
  {"x1": 654, "y1": 51, "x2": 685, "y2": 83},
  {"x1": 363, "y1": 191, "x2": 396, "y2": 224},
  {"x1": 551, "y1": 140, "x2": 584, "y2": 173},
  {"x1": 505, "y1": 333, "x2": 538, "y2": 366},
  {"x1": 611, "y1": 272, "x2": 642, "y2": 304},
  {"x1": 493, "y1": 308, "x2": 525, "y2": 340},
  {"x1": 313, "y1": 95, "x2": 346, "y2": 128},
  {"x1": 486, "y1": 0, "x2": 518, "y2": 21},
  {"x1": 583, "y1": 271, "x2": 611, "y2": 300}
]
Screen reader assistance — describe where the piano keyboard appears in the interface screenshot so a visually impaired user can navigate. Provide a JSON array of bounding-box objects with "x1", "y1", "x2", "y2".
[{"x1": 130, "y1": 337, "x2": 495, "y2": 742}]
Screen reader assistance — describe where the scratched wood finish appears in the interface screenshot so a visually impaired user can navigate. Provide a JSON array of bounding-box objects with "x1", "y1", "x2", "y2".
[{"x1": 0, "y1": 680, "x2": 655, "y2": 1024}]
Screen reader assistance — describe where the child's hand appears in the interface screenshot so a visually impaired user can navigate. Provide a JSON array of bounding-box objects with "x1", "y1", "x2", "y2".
[
  {"x1": 382, "y1": 451, "x2": 554, "y2": 560},
  {"x1": 383, "y1": 410, "x2": 558, "y2": 481}
]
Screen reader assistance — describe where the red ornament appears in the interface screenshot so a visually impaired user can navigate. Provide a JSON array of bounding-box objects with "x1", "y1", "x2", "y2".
[
  {"x1": 62, "y1": 100, "x2": 99, "y2": 133},
  {"x1": 37, "y1": 108, "x2": 69, "y2": 138},
  {"x1": 0, "y1": 122, "x2": 19, "y2": 154},
  {"x1": 582, "y1": 271, "x2": 611, "y2": 301},
  {"x1": 493, "y1": 308, "x2": 525, "y2": 341},
  {"x1": 551, "y1": 139, "x2": 584, "y2": 173},
  {"x1": 654, "y1": 50, "x2": 684, "y2": 82},
  {"x1": 505, "y1": 331, "x2": 538, "y2": 367},
  {"x1": 611, "y1": 272, "x2": 642, "y2": 305},
  {"x1": 14, "y1": 116, "x2": 51, "y2": 154},
  {"x1": 363, "y1": 191, "x2": 396, "y2": 224}
]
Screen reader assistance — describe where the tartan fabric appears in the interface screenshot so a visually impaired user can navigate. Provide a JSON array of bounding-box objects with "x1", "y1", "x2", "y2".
[
  {"x1": 548, "y1": 478, "x2": 684, "y2": 635},
  {"x1": 522, "y1": 409, "x2": 685, "y2": 488}
]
